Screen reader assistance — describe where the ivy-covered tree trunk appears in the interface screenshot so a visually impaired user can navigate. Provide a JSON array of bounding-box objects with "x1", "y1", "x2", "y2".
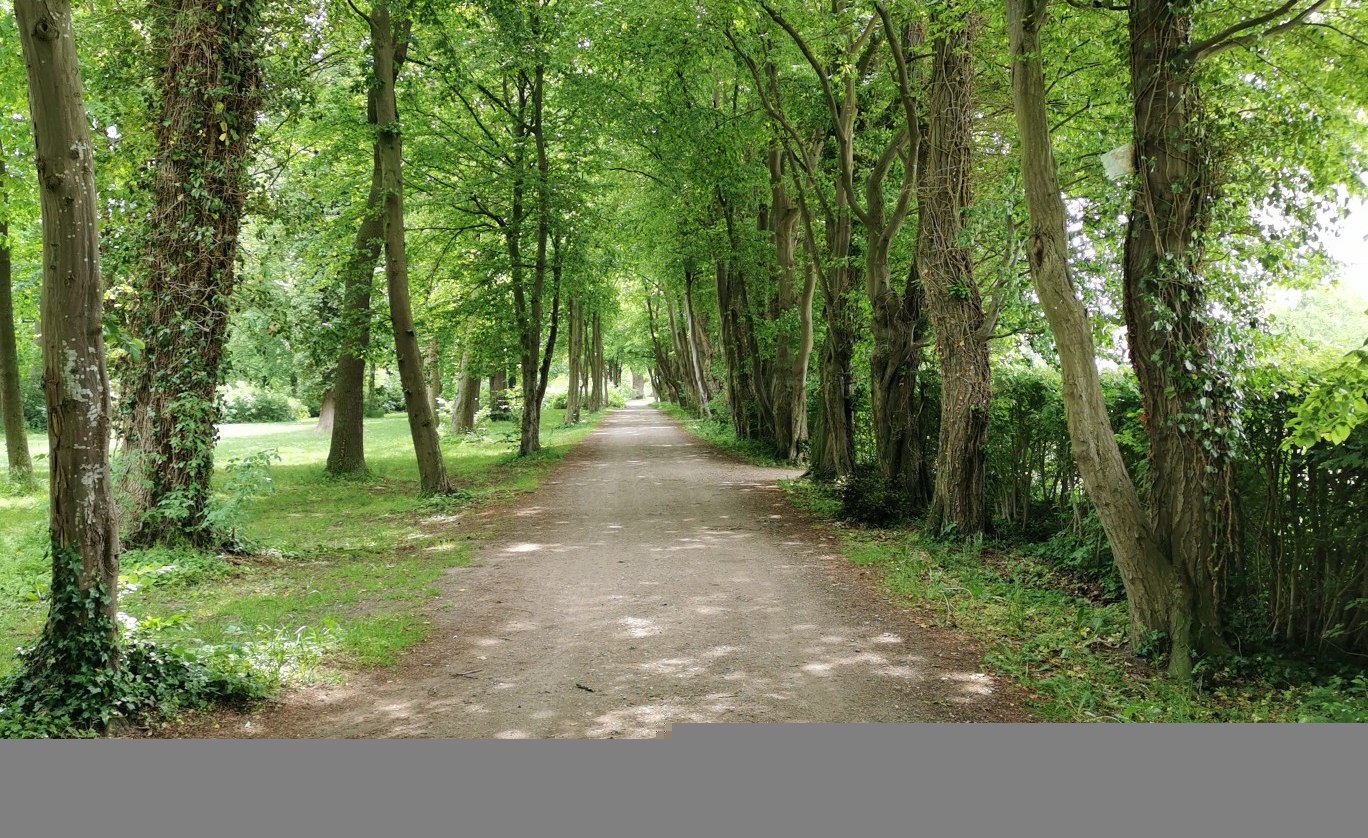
[
  {"x1": 371, "y1": 2, "x2": 450, "y2": 494},
  {"x1": 869, "y1": 263, "x2": 932, "y2": 508},
  {"x1": 920, "y1": 23, "x2": 990, "y2": 536},
  {"x1": 15, "y1": 0, "x2": 121, "y2": 676},
  {"x1": 1122, "y1": 0, "x2": 1234, "y2": 667},
  {"x1": 451, "y1": 338, "x2": 480, "y2": 434},
  {"x1": 764, "y1": 150, "x2": 815, "y2": 463},
  {"x1": 0, "y1": 148, "x2": 34, "y2": 484},
  {"x1": 1007, "y1": 0, "x2": 1197, "y2": 677},
  {"x1": 121, "y1": 0, "x2": 262, "y2": 546},
  {"x1": 808, "y1": 198, "x2": 857, "y2": 482},
  {"x1": 326, "y1": 146, "x2": 383, "y2": 477}
]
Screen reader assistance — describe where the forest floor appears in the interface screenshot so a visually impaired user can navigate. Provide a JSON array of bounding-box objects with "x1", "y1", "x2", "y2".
[{"x1": 171, "y1": 401, "x2": 1030, "y2": 737}]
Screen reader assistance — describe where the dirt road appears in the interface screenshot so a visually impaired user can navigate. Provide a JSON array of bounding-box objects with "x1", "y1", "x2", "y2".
[{"x1": 192, "y1": 403, "x2": 1027, "y2": 737}]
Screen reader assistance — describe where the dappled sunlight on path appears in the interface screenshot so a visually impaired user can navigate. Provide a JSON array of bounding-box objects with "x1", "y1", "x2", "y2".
[{"x1": 194, "y1": 403, "x2": 1028, "y2": 738}]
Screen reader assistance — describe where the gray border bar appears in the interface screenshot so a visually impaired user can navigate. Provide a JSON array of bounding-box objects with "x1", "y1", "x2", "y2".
[{"x1": 2, "y1": 724, "x2": 1362, "y2": 837}]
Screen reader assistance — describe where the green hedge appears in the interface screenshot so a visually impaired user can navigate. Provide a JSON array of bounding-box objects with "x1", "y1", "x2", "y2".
[{"x1": 217, "y1": 383, "x2": 310, "y2": 424}]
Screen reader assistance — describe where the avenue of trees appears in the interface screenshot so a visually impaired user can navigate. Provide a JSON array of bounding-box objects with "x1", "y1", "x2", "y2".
[{"x1": 0, "y1": 0, "x2": 1365, "y2": 722}]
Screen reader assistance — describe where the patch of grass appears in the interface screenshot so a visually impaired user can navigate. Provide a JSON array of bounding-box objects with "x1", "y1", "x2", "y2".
[
  {"x1": 654, "y1": 402, "x2": 792, "y2": 467},
  {"x1": 1, "y1": 406, "x2": 608, "y2": 697},
  {"x1": 776, "y1": 477, "x2": 1368, "y2": 723}
]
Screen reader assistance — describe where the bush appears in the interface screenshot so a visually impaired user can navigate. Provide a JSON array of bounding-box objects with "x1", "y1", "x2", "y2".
[
  {"x1": 837, "y1": 465, "x2": 908, "y2": 528},
  {"x1": 217, "y1": 382, "x2": 309, "y2": 424},
  {"x1": 550, "y1": 392, "x2": 569, "y2": 410}
]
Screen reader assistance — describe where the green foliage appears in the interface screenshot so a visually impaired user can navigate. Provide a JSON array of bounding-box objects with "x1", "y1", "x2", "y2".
[
  {"x1": 203, "y1": 449, "x2": 281, "y2": 549},
  {"x1": 0, "y1": 549, "x2": 267, "y2": 738},
  {"x1": 218, "y1": 382, "x2": 310, "y2": 424},
  {"x1": 782, "y1": 487, "x2": 1368, "y2": 723},
  {"x1": 836, "y1": 465, "x2": 910, "y2": 528},
  {"x1": 1286, "y1": 338, "x2": 1368, "y2": 448}
]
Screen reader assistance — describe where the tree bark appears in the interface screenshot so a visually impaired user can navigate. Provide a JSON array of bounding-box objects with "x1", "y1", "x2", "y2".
[
  {"x1": 764, "y1": 148, "x2": 814, "y2": 463},
  {"x1": 315, "y1": 387, "x2": 336, "y2": 434},
  {"x1": 565, "y1": 297, "x2": 582, "y2": 422},
  {"x1": 0, "y1": 146, "x2": 34, "y2": 484},
  {"x1": 326, "y1": 146, "x2": 383, "y2": 476},
  {"x1": 920, "y1": 23, "x2": 991, "y2": 536},
  {"x1": 1007, "y1": 0, "x2": 1198, "y2": 677},
  {"x1": 1122, "y1": 0, "x2": 1233, "y2": 666},
  {"x1": 589, "y1": 311, "x2": 605, "y2": 412},
  {"x1": 371, "y1": 2, "x2": 449, "y2": 494},
  {"x1": 121, "y1": 0, "x2": 263, "y2": 546},
  {"x1": 15, "y1": 0, "x2": 121, "y2": 675},
  {"x1": 451, "y1": 330, "x2": 480, "y2": 434},
  {"x1": 489, "y1": 368, "x2": 509, "y2": 419}
]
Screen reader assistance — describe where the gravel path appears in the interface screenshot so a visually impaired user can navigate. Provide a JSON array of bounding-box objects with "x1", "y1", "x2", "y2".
[{"x1": 186, "y1": 402, "x2": 1029, "y2": 738}]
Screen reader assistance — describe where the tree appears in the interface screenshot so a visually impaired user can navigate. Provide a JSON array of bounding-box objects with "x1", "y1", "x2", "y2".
[
  {"x1": 1007, "y1": 0, "x2": 1193, "y2": 676},
  {"x1": 367, "y1": 0, "x2": 451, "y2": 493},
  {"x1": 120, "y1": 0, "x2": 264, "y2": 546},
  {"x1": 0, "y1": 139, "x2": 33, "y2": 486},
  {"x1": 13, "y1": 0, "x2": 122, "y2": 688},
  {"x1": 920, "y1": 12, "x2": 991, "y2": 535}
]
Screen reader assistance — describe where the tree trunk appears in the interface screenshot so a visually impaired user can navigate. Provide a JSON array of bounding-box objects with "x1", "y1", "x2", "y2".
[
  {"x1": 920, "y1": 23, "x2": 990, "y2": 536},
  {"x1": 765, "y1": 149, "x2": 814, "y2": 463},
  {"x1": 0, "y1": 148, "x2": 34, "y2": 484},
  {"x1": 808, "y1": 193, "x2": 857, "y2": 481},
  {"x1": 1122, "y1": 0, "x2": 1233, "y2": 665},
  {"x1": 489, "y1": 368, "x2": 509, "y2": 420},
  {"x1": 1008, "y1": 0, "x2": 1198, "y2": 677},
  {"x1": 589, "y1": 311, "x2": 605, "y2": 412},
  {"x1": 869, "y1": 263, "x2": 932, "y2": 507},
  {"x1": 425, "y1": 339, "x2": 443, "y2": 422},
  {"x1": 15, "y1": 0, "x2": 121, "y2": 680},
  {"x1": 371, "y1": 3, "x2": 449, "y2": 494},
  {"x1": 326, "y1": 146, "x2": 383, "y2": 477},
  {"x1": 120, "y1": 0, "x2": 263, "y2": 547},
  {"x1": 565, "y1": 297, "x2": 582, "y2": 422},
  {"x1": 680, "y1": 275, "x2": 710, "y2": 416},
  {"x1": 315, "y1": 388, "x2": 336, "y2": 434},
  {"x1": 452, "y1": 337, "x2": 480, "y2": 434}
]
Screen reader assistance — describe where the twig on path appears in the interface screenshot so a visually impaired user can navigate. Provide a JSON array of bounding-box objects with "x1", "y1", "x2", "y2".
[{"x1": 575, "y1": 683, "x2": 596, "y2": 693}]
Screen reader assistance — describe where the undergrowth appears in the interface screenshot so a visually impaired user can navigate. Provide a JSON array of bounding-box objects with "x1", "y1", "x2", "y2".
[{"x1": 777, "y1": 476, "x2": 1368, "y2": 723}]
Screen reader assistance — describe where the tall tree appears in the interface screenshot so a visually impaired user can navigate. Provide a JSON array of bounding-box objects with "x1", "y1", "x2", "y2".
[
  {"x1": 367, "y1": 0, "x2": 451, "y2": 493},
  {"x1": 0, "y1": 140, "x2": 33, "y2": 485},
  {"x1": 1007, "y1": 0, "x2": 1192, "y2": 676},
  {"x1": 14, "y1": 0, "x2": 121, "y2": 685},
  {"x1": 920, "y1": 15, "x2": 991, "y2": 535},
  {"x1": 120, "y1": 0, "x2": 264, "y2": 546},
  {"x1": 326, "y1": 145, "x2": 384, "y2": 477}
]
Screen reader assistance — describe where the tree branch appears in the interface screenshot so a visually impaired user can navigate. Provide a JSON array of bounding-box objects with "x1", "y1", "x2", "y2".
[{"x1": 1187, "y1": 1, "x2": 1330, "y2": 62}]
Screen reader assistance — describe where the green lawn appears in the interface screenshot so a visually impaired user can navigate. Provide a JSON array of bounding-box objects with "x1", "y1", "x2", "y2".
[{"x1": 0, "y1": 407, "x2": 606, "y2": 682}]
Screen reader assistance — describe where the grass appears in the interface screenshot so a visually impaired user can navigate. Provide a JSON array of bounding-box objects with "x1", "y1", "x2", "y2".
[
  {"x1": 781, "y1": 479, "x2": 1368, "y2": 723},
  {"x1": 660, "y1": 406, "x2": 1368, "y2": 723},
  {"x1": 0, "y1": 406, "x2": 607, "y2": 685}
]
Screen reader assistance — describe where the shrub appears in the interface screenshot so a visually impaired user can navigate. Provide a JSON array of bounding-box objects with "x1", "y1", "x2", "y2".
[
  {"x1": 217, "y1": 382, "x2": 309, "y2": 424},
  {"x1": 837, "y1": 465, "x2": 908, "y2": 528},
  {"x1": 550, "y1": 392, "x2": 569, "y2": 410}
]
